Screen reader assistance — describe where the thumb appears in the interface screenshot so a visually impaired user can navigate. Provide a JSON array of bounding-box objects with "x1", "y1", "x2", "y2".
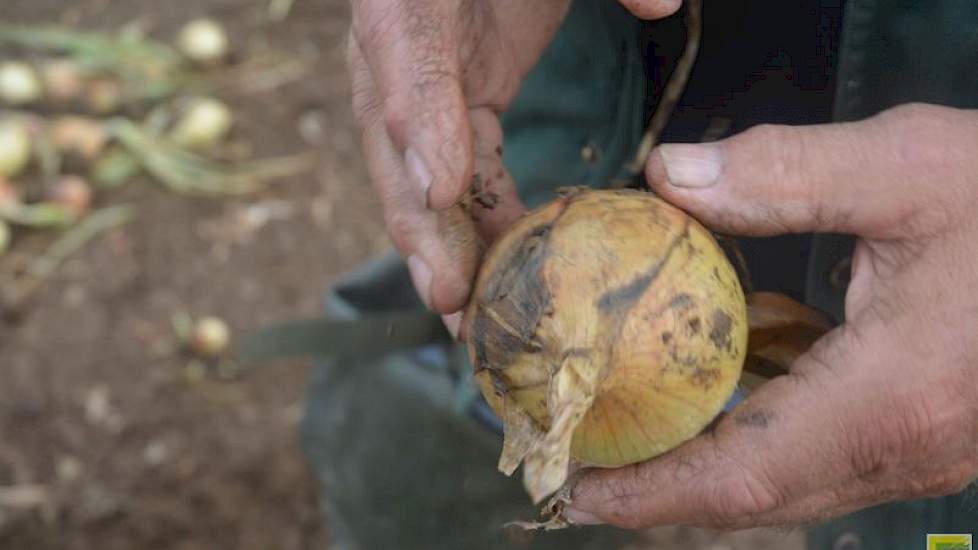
[{"x1": 646, "y1": 104, "x2": 957, "y2": 239}]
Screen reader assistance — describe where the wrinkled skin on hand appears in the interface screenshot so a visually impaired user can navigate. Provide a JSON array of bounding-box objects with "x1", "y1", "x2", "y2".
[
  {"x1": 564, "y1": 104, "x2": 978, "y2": 529},
  {"x1": 347, "y1": 0, "x2": 682, "y2": 329}
]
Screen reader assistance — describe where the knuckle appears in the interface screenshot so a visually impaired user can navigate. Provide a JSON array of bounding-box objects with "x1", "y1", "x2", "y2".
[
  {"x1": 382, "y1": 95, "x2": 412, "y2": 140},
  {"x1": 922, "y1": 463, "x2": 977, "y2": 497},
  {"x1": 706, "y1": 472, "x2": 782, "y2": 528},
  {"x1": 738, "y1": 123, "x2": 815, "y2": 231},
  {"x1": 383, "y1": 208, "x2": 417, "y2": 251},
  {"x1": 882, "y1": 102, "x2": 952, "y2": 128}
]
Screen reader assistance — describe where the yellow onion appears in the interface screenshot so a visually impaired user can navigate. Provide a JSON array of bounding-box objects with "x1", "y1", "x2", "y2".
[
  {"x1": 48, "y1": 175, "x2": 93, "y2": 219},
  {"x1": 169, "y1": 97, "x2": 233, "y2": 150},
  {"x1": 39, "y1": 60, "x2": 86, "y2": 103},
  {"x1": 177, "y1": 19, "x2": 229, "y2": 66},
  {"x1": 0, "y1": 61, "x2": 43, "y2": 105},
  {"x1": 0, "y1": 177, "x2": 21, "y2": 207},
  {"x1": 85, "y1": 78, "x2": 123, "y2": 115},
  {"x1": 0, "y1": 219, "x2": 9, "y2": 256},
  {"x1": 467, "y1": 189, "x2": 749, "y2": 502},
  {"x1": 190, "y1": 316, "x2": 231, "y2": 358},
  {"x1": 0, "y1": 118, "x2": 32, "y2": 178},
  {"x1": 50, "y1": 116, "x2": 108, "y2": 162}
]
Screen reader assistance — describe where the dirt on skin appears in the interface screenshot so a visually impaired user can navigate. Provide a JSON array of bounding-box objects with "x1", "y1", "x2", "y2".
[{"x1": 0, "y1": 1, "x2": 803, "y2": 549}]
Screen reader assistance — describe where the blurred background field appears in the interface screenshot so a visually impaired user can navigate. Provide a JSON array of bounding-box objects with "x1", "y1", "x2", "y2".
[{"x1": 0, "y1": 1, "x2": 803, "y2": 549}]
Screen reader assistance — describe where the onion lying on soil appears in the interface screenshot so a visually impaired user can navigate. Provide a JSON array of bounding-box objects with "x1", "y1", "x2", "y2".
[
  {"x1": 177, "y1": 19, "x2": 229, "y2": 66},
  {"x1": 48, "y1": 175, "x2": 93, "y2": 219},
  {"x1": 0, "y1": 61, "x2": 43, "y2": 105},
  {"x1": 39, "y1": 59, "x2": 86, "y2": 102},
  {"x1": 50, "y1": 116, "x2": 108, "y2": 162},
  {"x1": 0, "y1": 118, "x2": 32, "y2": 178},
  {"x1": 190, "y1": 316, "x2": 231, "y2": 358},
  {"x1": 169, "y1": 97, "x2": 233, "y2": 150}
]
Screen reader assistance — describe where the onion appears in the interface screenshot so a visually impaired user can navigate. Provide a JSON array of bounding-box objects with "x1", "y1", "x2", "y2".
[
  {"x1": 50, "y1": 116, "x2": 108, "y2": 162},
  {"x1": 39, "y1": 60, "x2": 86, "y2": 103},
  {"x1": 85, "y1": 78, "x2": 123, "y2": 114},
  {"x1": 0, "y1": 61, "x2": 43, "y2": 105},
  {"x1": 190, "y1": 316, "x2": 230, "y2": 358},
  {"x1": 0, "y1": 119, "x2": 32, "y2": 178},
  {"x1": 177, "y1": 19, "x2": 229, "y2": 66},
  {"x1": 0, "y1": 219, "x2": 10, "y2": 256},
  {"x1": 169, "y1": 97, "x2": 233, "y2": 150},
  {"x1": 48, "y1": 175, "x2": 93, "y2": 219},
  {"x1": 0, "y1": 177, "x2": 21, "y2": 209},
  {"x1": 467, "y1": 189, "x2": 748, "y2": 502}
]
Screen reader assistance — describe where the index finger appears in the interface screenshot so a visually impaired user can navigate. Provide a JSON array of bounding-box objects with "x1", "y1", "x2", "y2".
[{"x1": 350, "y1": 0, "x2": 472, "y2": 209}]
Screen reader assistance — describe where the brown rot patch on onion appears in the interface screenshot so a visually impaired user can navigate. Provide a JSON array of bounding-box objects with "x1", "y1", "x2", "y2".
[{"x1": 709, "y1": 308, "x2": 734, "y2": 352}]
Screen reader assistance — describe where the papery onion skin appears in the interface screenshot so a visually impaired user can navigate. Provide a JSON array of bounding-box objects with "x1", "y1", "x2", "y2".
[
  {"x1": 0, "y1": 62, "x2": 43, "y2": 106},
  {"x1": 467, "y1": 189, "x2": 747, "y2": 469},
  {"x1": 169, "y1": 98, "x2": 233, "y2": 150},
  {"x1": 177, "y1": 19, "x2": 230, "y2": 66},
  {"x1": 0, "y1": 119, "x2": 32, "y2": 179}
]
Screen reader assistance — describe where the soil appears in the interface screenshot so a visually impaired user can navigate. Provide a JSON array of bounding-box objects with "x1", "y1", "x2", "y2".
[{"x1": 0, "y1": 1, "x2": 803, "y2": 549}]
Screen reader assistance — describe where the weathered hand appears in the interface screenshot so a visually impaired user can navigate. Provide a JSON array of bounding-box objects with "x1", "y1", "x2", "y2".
[
  {"x1": 565, "y1": 103, "x2": 978, "y2": 528},
  {"x1": 348, "y1": 0, "x2": 571, "y2": 317}
]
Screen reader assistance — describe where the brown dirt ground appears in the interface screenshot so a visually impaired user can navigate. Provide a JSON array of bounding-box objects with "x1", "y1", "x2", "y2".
[{"x1": 0, "y1": 1, "x2": 803, "y2": 549}]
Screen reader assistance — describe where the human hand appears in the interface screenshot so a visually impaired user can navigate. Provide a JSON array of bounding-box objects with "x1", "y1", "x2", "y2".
[
  {"x1": 565, "y1": 103, "x2": 978, "y2": 528},
  {"x1": 348, "y1": 0, "x2": 572, "y2": 319}
]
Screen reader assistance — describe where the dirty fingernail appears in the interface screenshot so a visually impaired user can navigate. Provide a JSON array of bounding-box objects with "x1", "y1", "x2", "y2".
[
  {"x1": 658, "y1": 143, "x2": 723, "y2": 188},
  {"x1": 405, "y1": 147, "x2": 433, "y2": 207},
  {"x1": 562, "y1": 507, "x2": 604, "y2": 526},
  {"x1": 406, "y1": 255, "x2": 433, "y2": 309}
]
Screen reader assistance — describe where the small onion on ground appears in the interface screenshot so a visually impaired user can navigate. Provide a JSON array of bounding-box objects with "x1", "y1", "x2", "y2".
[
  {"x1": 84, "y1": 78, "x2": 123, "y2": 115},
  {"x1": 48, "y1": 175, "x2": 93, "y2": 219},
  {"x1": 0, "y1": 61, "x2": 43, "y2": 105},
  {"x1": 0, "y1": 177, "x2": 21, "y2": 209},
  {"x1": 50, "y1": 116, "x2": 108, "y2": 162},
  {"x1": 169, "y1": 97, "x2": 233, "y2": 150},
  {"x1": 0, "y1": 118, "x2": 32, "y2": 178},
  {"x1": 190, "y1": 316, "x2": 231, "y2": 358},
  {"x1": 176, "y1": 19, "x2": 229, "y2": 66},
  {"x1": 39, "y1": 59, "x2": 86, "y2": 102}
]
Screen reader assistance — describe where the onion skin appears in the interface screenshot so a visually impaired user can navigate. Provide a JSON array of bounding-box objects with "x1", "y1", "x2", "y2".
[
  {"x1": 49, "y1": 176, "x2": 93, "y2": 219},
  {"x1": 169, "y1": 98, "x2": 233, "y2": 150},
  {"x1": 39, "y1": 60, "x2": 86, "y2": 103},
  {"x1": 466, "y1": 189, "x2": 747, "y2": 501},
  {"x1": 0, "y1": 119, "x2": 32, "y2": 179},
  {"x1": 50, "y1": 116, "x2": 108, "y2": 162},
  {"x1": 0, "y1": 62, "x2": 43, "y2": 106},
  {"x1": 177, "y1": 19, "x2": 229, "y2": 66},
  {"x1": 190, "y1": 316, "x2": 231, "y2": 358}
]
